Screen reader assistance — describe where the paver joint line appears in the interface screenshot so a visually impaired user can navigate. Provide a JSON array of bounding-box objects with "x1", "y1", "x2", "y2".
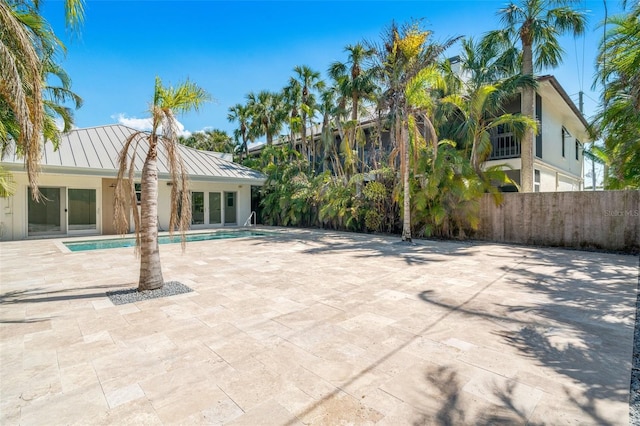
[{"x1": 0, "y1": 229, "x2": 636, "y2": 425}]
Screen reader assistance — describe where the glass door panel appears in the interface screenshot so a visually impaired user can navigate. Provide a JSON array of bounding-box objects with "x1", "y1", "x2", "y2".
[
  {"x1": 209, "y1": 192, "x2": 221, "y2": 224},
  {"x1": 68, "y1": 189, "x2": 97, "y2": 231},
  {"x1": 28, "y1": 187, "x2": 62, "y2": 235},
  {"x1": 224, "y1": 192, "x2": 236, "y2": 224},
  {"x1": 192, "y1": 191, "x2": 204, "y2": 225}
]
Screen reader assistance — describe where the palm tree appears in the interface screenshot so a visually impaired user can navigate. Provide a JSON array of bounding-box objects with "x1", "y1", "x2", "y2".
[
  {"x1": 282, "y1": 80, "x2": 302, "y2": 150},
  {"x1": 290, "y1": 65, "x2": 325, "y2": 164},
  {"x1": 0, "y1": 0, "x2": 84, "y2": 197},
  {"x1": 593, "y1": 3, "x2": 640, "y2": 188},
  {"x1": 482, "y1": 0, "x2": 586, "y2": 192},
  {"x1": 370, "y1": 20, "x2": 459, "y2": 242},
  {"x1": 442, "y1": 38, "x2": 538, "y2": 174},
  {"x1": 246, "y1": 90, "x2": 285, "y2": 146},
  {"x1": 317, "y1": 86, "x2": 345, "y2": 176},
  {"x1": 227, "y1": 103, "x2": 252, "y2": 159},
  {"x1": 114, "y1": 77, "x2": 210, "y2": 291},
  {"x1": 328, "y1": 43, "x2": 376, "y2": 170}
]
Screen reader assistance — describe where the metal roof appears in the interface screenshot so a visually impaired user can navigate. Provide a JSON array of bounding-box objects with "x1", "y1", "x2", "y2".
[{"x1": 1, "y1": 124, "x2": 265, "y2": 184}]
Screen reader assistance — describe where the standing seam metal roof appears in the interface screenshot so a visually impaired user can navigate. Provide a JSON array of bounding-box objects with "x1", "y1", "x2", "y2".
[{"x1": 1, "y1": 124, "x2": 265, "y2": 183}]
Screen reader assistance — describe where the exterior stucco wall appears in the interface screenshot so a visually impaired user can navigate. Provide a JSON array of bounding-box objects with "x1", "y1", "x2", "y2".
[
  {"x1": 538, "y1": 90, "x2": 584, "y2": 179},
  {"x1": 156, "y1": 181, "x2": 253, "y2": 230},
  {"x1": 0, "y1": 172, "x2": 257, "y2": 241},
  {"x1": 1, "y1": 173, "x2": 103, "y2": 241},
  {"x1": 534, "y1": 162, "x2": 581, "y2": 192}
]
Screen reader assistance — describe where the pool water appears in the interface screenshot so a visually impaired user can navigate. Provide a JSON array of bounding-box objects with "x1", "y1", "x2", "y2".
[{"x1": 64, "y1": 230, "x2": 268, "y2": 252}]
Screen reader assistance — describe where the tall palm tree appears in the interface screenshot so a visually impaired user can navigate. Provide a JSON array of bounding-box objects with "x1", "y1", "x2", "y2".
[
  {"x1": 246, "y1": 90, "x2": 284, "y2": 146},
  {"x1": 482, "y1": 0, "x2": 586, "y2": 192},
  {"x1": 282, "y1": 80, "x2": 302, "y2": 150},
  {"x1": 593, "y1": 2, "x2": 640, "y2": 188},
  {"x1": 442, "y1": 38, "x2": 538, "y2": 173},
  {"x1": 370, "y1": 20, "x2": 459, "y2": 242},
  {"x1": 290, "y1": 65, "x2": 325, "y2": 163},
  {"x1": 328, "y1": 43, "x2": 376, "y2": 170},
  {"x1": 0, "y1": 0, "x2": 84, "y2": 197},
  {"x1": 317, "y1": 86, "x2": 345, "y2": 177},
  {"x1": 114, "y1": 77, "x2": 210, "y2": 291},
  {"x1": 227, "y1": 103, "x2": 252, "y2": 159}
]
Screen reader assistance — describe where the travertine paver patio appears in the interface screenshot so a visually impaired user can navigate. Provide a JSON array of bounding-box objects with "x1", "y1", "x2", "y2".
[{"x1": 0, "y1": 227, "x2": 637, "y2": 425}]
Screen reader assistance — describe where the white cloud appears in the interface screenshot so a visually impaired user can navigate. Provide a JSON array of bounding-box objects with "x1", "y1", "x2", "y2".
[
  {"x1": 176, "y1": 121, "x2": 191, "y2": 138},
  {"x1": 112, "y1": 113, "x2": 191, "y2": 138},
  {"x1": 112, "y1": 113, "x2": 153, "y2": 132}
]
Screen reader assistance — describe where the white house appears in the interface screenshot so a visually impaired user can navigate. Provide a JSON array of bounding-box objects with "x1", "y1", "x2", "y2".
[
  {"x1": 483, "y1": 75, "x2": 589, "y2": 192},
  {"x1": 0, "y1": 124, "x2": 265, "y2": 241}
]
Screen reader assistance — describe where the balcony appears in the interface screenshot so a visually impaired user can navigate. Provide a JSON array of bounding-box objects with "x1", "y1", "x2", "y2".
[{"x1": 488, "y1": 131, "x2": 521, "y2": 160}]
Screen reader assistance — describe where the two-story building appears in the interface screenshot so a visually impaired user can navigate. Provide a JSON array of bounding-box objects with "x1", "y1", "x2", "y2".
[
  {"x1": 483, "y1": 75, "x2": 588, "y2": 192},
  {"x1": 249, "y1": 75, "x2": 589, "y2": 193}
]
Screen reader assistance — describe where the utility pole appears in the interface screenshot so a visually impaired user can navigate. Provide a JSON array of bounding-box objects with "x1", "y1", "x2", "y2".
[
  {"x1": 577, "y1": 91, "x2": 594, "y2": 190},
  {"x1": 579, "y1": 91, "x2": 584, "y2": 116}
]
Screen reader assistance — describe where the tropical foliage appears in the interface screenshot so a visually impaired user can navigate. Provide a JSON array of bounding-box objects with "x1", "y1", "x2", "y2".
[
  {"x1": 482, "y1": 0, "x2": 586, "y2": 192},
  {"x1": 240, "y1": 17, "x2": 546, "y2": 240},
  {"x1": 0, "y1": 0, "x2": 84, "y2": 197},
  {"x1": 179, "y1": 129, "x2": 237, "y2": 154},
  {"x1": 592, "y1": 2, "x2": 640, "y2": 189}
]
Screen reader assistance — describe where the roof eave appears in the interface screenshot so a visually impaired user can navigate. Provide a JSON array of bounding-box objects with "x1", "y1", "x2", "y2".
[
  {"x1": 537, "y1": 75, "x2": 591, "y2": 129},
  {"x1": 1, "y1": 163, "x2": 266, "y2": 185}
]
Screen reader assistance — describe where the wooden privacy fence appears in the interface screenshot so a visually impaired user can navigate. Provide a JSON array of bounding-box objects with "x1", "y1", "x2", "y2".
[{"x1": 476, "y1": 190, "x2": 640, "y2": 253}]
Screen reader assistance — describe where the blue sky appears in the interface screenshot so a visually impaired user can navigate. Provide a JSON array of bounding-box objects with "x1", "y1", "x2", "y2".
[{"x1": 42, "y1": 0, "x2": 624, "y2": 140}]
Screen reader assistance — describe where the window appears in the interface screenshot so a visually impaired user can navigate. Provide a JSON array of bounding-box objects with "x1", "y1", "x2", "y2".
[
  {"x1": 562, "y1": 127, "x2": 570, "y2": 158},
  {"x1": 534, "y1": 169, "x2": 541, "y2": 192},
  {"x1": 191, "y1": 192, "x2": 204, "y2": 225},
  {"x1": 575, "y1": 140, "x2": 580, "y2": 160},
  {"x1": 134, "y1": 183, "x2": 142, "y2": 204}
]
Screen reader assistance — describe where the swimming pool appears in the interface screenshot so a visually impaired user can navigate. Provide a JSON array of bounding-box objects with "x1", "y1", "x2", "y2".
[{"x1": 63, "y1": 230, "x2": 268, "y2": 252}]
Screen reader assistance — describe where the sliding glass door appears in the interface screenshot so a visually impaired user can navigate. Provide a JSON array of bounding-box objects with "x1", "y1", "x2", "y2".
[
  {"x1": 28, "y1": 187, "x2": 63, "y2": 236},
  {"x1": 28, "y1": 187, "x2": 98, "y2": 236},
  {"x1": 68, "y1": 189, "x2": 97, "y2": 232}
]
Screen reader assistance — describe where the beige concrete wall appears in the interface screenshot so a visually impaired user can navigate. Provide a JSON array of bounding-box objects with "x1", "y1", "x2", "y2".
[{"x1": 477, "y1": 190, "x2": 640, "y2": 252}]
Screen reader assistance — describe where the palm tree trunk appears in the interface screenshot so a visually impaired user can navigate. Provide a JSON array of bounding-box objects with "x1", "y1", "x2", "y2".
[
  {"x1": 401, "y1": 113, "x2": 411, "y2": 242},
  {"x1": 351, "y1": 93, "x2": 359, "y2": 171},
  {"x1": 520, "y1": 41, "x2": 535, "y2": 193},
  {"x1": 138, "y1": 146, "x2": 164, "y2": 291},
  {"x1": 301, "y1": 112, "x2": 308, "y2": 159}
]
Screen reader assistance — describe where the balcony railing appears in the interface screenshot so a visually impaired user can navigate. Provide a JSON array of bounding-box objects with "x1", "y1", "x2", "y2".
[{"x1": 488, "y1": 132, "x2": 521, "y2": 160}]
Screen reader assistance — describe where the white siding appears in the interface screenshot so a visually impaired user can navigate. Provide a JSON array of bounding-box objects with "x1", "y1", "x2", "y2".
[{"x1": 538, "y1": 90, "x2": 584, "y2": 181}]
